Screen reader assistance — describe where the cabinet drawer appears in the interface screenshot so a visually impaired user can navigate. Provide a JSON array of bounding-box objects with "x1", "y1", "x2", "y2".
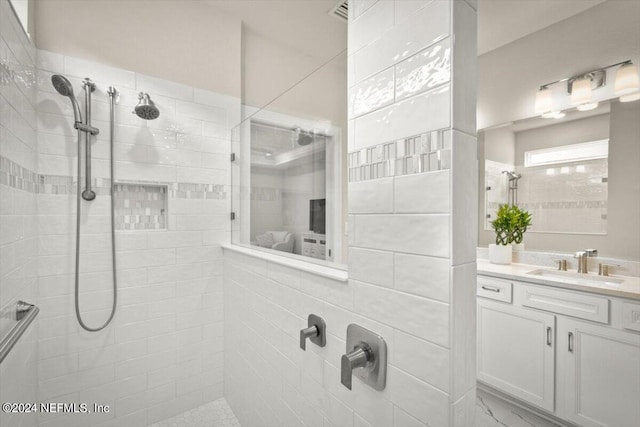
[
  {"x1": 477, "y1": 276, "x2": 513, "y2": 303},
  {"x1": 622, "y1": 302, "x2": 640, "y2": 332},
  {"x1": 521, "y1": 284, "x2": 609, "y2": 324}
]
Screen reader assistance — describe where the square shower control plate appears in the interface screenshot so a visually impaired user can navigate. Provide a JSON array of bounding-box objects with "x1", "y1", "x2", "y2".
[
  {"x1": 346, "y1": 324, "x2": 387, "y2": 390},
  {"x1": 308, "y1": 314, "x2": 326, "y2": 347}
]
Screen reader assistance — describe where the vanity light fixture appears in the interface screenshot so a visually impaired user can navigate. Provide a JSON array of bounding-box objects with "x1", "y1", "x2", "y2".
[
  {"x1": 615, "y1": 62, "x2": 640, "y2": 102},
  {"x1": 570, "y1": 76, "x2": 598, "y2": 111},
  {"x1": 534, "y1": 60, "x2": 640, "y2": 118},
  {"x1": 534, "y1": 87, "x2": 553, "y2": 115}
]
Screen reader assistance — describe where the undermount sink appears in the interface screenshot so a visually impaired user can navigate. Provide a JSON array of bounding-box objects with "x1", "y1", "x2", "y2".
[{"x1": 527, "y1": 269, "x2": 624, "y2": 287}]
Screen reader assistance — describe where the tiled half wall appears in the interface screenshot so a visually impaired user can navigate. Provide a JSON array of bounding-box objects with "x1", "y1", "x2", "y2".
[{"x1": 224, "y1": 1, "x2": 479, "y2": 427}]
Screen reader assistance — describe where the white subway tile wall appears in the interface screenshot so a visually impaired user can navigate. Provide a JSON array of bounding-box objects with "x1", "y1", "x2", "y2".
[
  {"x1": 0, "y1": 0, "x2": 38, "y2": 425},
  {"x1": 29, "y1": 43, "x2": 238, "y2": 426},
  {"x1": 224, "y1": 1, "x2": 478, "y2": 427}
]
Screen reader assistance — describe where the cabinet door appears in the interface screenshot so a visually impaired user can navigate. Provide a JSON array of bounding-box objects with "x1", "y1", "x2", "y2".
[
  {"x1": 477, "y1": 299, "x2": 556, "y2": 412},
  {"x1": 557, "y1": 318, "x2": 640, "y2": 427}
]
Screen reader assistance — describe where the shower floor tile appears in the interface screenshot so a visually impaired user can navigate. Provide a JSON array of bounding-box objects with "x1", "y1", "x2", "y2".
[
  {"x1": 148, "y1": 398, "x2": 240, "y2": 427},
  {"x1": 150, "y1": 390, "x2": 564, "y2": 427}
]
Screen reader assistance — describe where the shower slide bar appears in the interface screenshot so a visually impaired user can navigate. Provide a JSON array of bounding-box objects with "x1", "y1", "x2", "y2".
[{"x1": 0, "y1": 301, "x2": 40, "y2": 364}]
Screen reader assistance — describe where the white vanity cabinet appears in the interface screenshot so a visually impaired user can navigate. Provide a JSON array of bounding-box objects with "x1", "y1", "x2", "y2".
[
  {"x1": 557, "y1": 318, "x2": 640, "y2": 427},
  {"x1": 477, "y1": 273, "x2": 640, "y2": 427},
  {"x1": 477, "y1": 298, "x2": 556, "y2": 411}
]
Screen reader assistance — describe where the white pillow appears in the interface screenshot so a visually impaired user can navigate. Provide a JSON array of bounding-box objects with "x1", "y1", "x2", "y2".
[
  {"x1": 256, "y1": 233, "x2": 275, "y2": 248},
  {"x1": 269, "y1": 231, "x2": 289, "y2": 242}
]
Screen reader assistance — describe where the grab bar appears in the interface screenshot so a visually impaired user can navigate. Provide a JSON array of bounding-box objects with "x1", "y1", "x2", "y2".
[{"x1": 0, "y1": 301, "x2": 40, "y2": 364}]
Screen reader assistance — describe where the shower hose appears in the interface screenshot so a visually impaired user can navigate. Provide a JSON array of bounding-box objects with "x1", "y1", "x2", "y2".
[{"x1": 73, "y1": 88, "x2": 118, "y2": 332}]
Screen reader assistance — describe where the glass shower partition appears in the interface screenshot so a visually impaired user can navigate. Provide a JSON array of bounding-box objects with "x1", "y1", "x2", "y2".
[{"x1": 230, "y1": 50, "x2": 347, "y2": 266}]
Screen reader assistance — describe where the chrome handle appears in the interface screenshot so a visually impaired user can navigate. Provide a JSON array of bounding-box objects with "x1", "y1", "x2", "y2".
[
  {"x1": 341, "y1": 343, "x2": 373, "y2": 390},
  {"x1": 481, "y1": 285, "x2": 501, "y2": 293},
  {"x1": 299, "y1": 325, "x2": 318, "y2": 351},
  {"x1": 558, "y1": 260, "x2": 567, "y2": 271},
  {"x1": 546, "y1": 327, "x2": 552, "y2": 346},
  {"x1": 598, "y1": 263, "x2": 620, "y2": 276},
  {"x1": 568, "y1": 332, "x2": 574, "y2": 352},
  {"x1": 299, "y1": 314, "x2": 326, "y2": 351},
  {"x1": 0, "y1": 301, "x2": 40, "y2": 364}
]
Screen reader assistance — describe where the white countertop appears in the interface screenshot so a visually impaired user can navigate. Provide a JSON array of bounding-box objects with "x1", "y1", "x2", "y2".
[{"x1": 478, "y1": 259, "x2": 640, "y2": 301}]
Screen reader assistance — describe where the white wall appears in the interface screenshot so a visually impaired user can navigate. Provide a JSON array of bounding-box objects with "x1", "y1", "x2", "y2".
[
  {"x1": 482, "y1": 127, "x2": 514, "y2": 165},
  {"x1": 0, "y1": 1, "x2": 38, "y2": 426},
  {"x1": 478, "y1": 0, "x2": 640, "y2": 130},
  {"x1": 224, "y1": 1, "x2": 478, "y2": 426},
  {"x1": 34, "y1": 0, "x2": 242, "y2": 99},
  {"x1": 34, "y1": 50, "x2": 236, "y2": 426},
  {"x1": 242, "y1": 28, "x2": 347, "y2": 130}
]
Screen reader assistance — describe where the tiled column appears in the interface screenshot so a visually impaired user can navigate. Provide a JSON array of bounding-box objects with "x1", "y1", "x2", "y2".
[{"x1": 348, "y1": 1, "x2": 478, "y2": 425}]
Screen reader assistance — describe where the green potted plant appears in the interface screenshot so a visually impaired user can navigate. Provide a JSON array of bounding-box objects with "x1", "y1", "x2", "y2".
[
  {"x1": 512, "y1": 207, "x2": 532, "y2": 251},
  {"x1": 489, "y1": 204, "x2": 532, "y2": 264}
]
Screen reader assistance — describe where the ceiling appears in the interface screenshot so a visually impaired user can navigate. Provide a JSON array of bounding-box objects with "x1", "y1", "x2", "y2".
[
  {"x1": 478, "y1": 0, "x2": 607, "y2": 55},
  {"x1": 210, "y1": 0, "x2": 608, "y2": 60}
]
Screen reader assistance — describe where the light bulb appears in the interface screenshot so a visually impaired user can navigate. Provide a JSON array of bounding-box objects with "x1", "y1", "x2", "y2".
[
  {"x1": 577, "y1": 102, "x2": 599, "y2": 111},
  {"x1": 620, "y1": 92, "x2": 640, "y2": 103},
  {"x1": 534, "y1": 87, "x2": 553, "y2": 115},
  {"x1": 614, "y1": 63, "x2": 640, "y2": 96},
  {"x1": 571, "y1": 77, "x2": 593, "y2": 106},
  {"x1": 542, "y1": 111, "x2": 565, "y2": 119}
]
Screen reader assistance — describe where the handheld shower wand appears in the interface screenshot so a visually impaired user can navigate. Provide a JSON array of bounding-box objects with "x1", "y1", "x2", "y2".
[
  {"x1": 51, "y1": 75, "x2": 100, "y2": 136},
  {"x1": 51, "y1": 74, "x2": 117, "y2": 332}
]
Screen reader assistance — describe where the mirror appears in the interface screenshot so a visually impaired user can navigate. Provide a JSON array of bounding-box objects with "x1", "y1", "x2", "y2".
[
  {"x1": 478, "y1": 99, "x2": 640, "y2": 260},
  {"x1": 477, "y1": 0, "x2": 640, "y2": 261},
  {"x1": 481, "y1": 105, "x2": 610, "y2": 235}
]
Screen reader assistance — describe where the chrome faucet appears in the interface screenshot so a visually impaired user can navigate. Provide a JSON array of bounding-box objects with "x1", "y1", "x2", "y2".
[
  {"x1": 341, "y1": 324, "x2": 387, "y2": 391},
  {"x1": 574, "y1": 249, "x2": 598, "y2": 273},
  {"x1": 341, "y1": 343, "x2": 373, "y2": 390}
]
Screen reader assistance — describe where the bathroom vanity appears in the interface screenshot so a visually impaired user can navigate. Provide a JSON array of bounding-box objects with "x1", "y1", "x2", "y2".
[{"x1": 477, "y1": 260, "x2": 640, "y2": 427}]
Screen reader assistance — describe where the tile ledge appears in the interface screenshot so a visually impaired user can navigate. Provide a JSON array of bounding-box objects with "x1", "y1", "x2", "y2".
[{"x1": 222, "y1": 244, "x2": 349, "y2": 283}]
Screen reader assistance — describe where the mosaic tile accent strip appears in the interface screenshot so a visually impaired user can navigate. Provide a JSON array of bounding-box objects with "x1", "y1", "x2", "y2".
[
  {"x1": 171, "y1": 183, "x2": 227, "y2": 200},
  {"x1": 518, "y1": 201, "x2": 607, "y2": 210},
  {"x1": 0, "y1": 155, "x2": 39, "y2": 192},
  {"x1": 348, "y1": 130, "x2": 450, "y2": 182},
  {"x1": 250, "y1": 186, "x2": 279, "y2": 202},
  {"x1": 38, "y1": 175, "x2": 113, "y2": 195},
  {"x1": 114, "y1": 183, "x2": 167, "y2": 231},
  {"x1": 1, "y1": 156, "x2": 227, "y2": 200}
]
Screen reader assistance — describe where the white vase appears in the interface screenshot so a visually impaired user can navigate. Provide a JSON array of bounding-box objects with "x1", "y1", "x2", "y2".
[
  {"x1": 512, "y1": 243, "x2": 525, "y2": 252},
  {"x1": 489, "y1": 244, "x2": 512, "y2": 265}
]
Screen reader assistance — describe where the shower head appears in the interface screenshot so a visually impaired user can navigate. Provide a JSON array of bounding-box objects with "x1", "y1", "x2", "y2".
[
  {"x1": 502, "y1": 170, "x2": 522, "y2": 180},
  {"x1": 51, "y1": 74, "x2": 74, "y2": 97},
  {"x1": 133, "y1": 92, "x2": 160, "y2": 120},
  {"x1": 295, "y1": 128, "x2": 314, "y2": 146},
  {"x1": 51, "y1": 74, "x2": 82, "y2": 123}
]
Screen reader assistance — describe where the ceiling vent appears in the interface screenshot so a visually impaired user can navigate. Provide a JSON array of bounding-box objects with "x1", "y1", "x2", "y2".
[{"x1": 329, "y1": 0, "x2": 348, "y2": 22}]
